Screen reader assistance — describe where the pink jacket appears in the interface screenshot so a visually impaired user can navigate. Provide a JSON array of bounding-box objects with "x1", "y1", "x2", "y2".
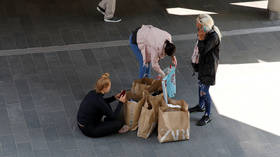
[{"x1": 137, "y1": 25, "x2": 172, "y2": 76}]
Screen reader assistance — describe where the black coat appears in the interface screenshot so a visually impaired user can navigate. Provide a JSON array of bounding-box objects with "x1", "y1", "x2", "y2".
[{"x1": 197, "y1": 30, "x2": 220, "y2": 86}]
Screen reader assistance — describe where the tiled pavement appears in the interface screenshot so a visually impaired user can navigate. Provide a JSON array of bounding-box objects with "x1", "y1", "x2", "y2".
[
  {"x1": 0, "y1": 0, "x2": 280, "y2": 50},
  {"x1": 0, "y1": 31, "x2": 280, "y2": 157},
  {"x1": 0, "y1": 0, "x2": 280, "y2": 157}
]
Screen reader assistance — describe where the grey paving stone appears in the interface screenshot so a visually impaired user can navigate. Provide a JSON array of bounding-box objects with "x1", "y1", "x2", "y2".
[
  {"x1": 0, "y1": 135, "x2": 17, "y2": 156},
  {"x1": 23, "y1": 110, "x2": 41, "y2": 129},
  {"x1": 64, "y1": 69, "x2": 80, "y2": 84},
  {"x1": 44, "y1": 52, "x2": 61, "y2": 69},
  {"x1": 33, "y1": 150, "x2": 51, "y2": 157},
  {"x1": 70, "y1": 83, "x2": 86, "y2": 101},
  {"x1": 72, "y1": 29, "x2": 86, "y2": 44},
  {"x1": 0, "y1": 56, "x2": 9, "y2": 67},
  {"x1": 81, "y1": 49, "x2": 99, "y2": 66},
  {"x1": 53, "y1": 79, "x2": 73, "y2": 96},
  {"x1": 59, "y1": 133, "x2": 77, "y2": 150},
  {"x1": 20, "y1": 54, "x2": 36, "y2": 75},
  {"x1": 69, "y1": 50, "x2": 87, "y2": 66},
  {"x1": 57, "y1": 51, "x2": 73, "y2": 66},
  {"x1": 32, "y1": 53, "x2": 49, "y2": 72},
  {"x1": 61, "y1": 95, "x2": 78, "y2": 120},
  {"x1": 26, "y1": 33, "x2": 41, "y2": 48},
  {"x1": 16, "y1": 142, "x2": 32, "y2": 154},
  {"x1": 7, "y1": 55, "x2": 25, "y2": 79},
  {"x1": 0, "y1": 108, "x2": 12, "y2": 135},
  {"x1": 0, "y1": 95, "x2": 5, "y2": 109},
  {"x1": 45, "y1": 93, "x2": 65, "y2": 112},
  {"x1": 37, "y1": 32, "x2": 52, "y2": 47},
  {"x1": 10, "y1": 123, "x2": 30, "y2": 144},
  {"x1": 61, "y1": 28, "x2": 75, "y2": 45},
  {"x1": 6, "y1": 103, "x2": 25, "y2": 125},
  {"x1": 0, "y1": 67, "x2": 12, "y2": 84},
  {"x1": 19, "y1": 95, "x2": 35, "y2": 111},
  {"x1": 0, "y1": 36, "x2": 16, "y2": 50},
  {"x1": 43, "y1": 126, "x2": 59, "y2": 142},
  {"x1": 28, "y1": 128, "x2": 49, "y2": 151},
  {"x1": 14, "y1": 79, "x2": 30, "y2": 97},
  {"x1": 14, "y1": 32, "x2": 28, "y2": 49}
]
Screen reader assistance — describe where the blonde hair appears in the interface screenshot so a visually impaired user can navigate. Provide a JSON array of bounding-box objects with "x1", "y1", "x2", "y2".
[
  {"x1": 196, "y1": 14, "x2": 222, "y2": 41},
  {"x1": 95, "y1": 73, "x2": 111, "y2": 93}
]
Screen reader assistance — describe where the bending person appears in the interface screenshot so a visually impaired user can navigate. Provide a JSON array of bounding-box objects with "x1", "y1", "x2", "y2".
[{"x1": 129, "y1": 25, "x2": 177, "y2": 79}]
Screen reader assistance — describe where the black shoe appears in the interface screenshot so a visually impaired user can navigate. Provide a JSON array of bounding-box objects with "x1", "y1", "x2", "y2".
[
  {"x1": 104, "y1": 17, "x2": 122, "y2": 23},
  {"x1": 197, "y1": 115, "x2": 212, "y2": 126},
  {"x1": 97, "y1": 6, "x2": 105, "y2": 16},
  {"x1": 189, "y1": 104, "x2": 205, "y2": 113}
]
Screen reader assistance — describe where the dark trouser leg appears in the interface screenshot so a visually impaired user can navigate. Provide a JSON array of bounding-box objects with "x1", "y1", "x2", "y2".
[
  {"x1": 79, "y1": 120, "x2": 123, "y2": 138},
  {"x1": 199, "y1": 83, "x2": 211, "y2": 116}
]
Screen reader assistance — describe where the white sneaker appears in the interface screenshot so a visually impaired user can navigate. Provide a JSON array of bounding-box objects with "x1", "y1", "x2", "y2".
[{"x1": 104, "y1": 17, "x2": 122, "y2": 23}]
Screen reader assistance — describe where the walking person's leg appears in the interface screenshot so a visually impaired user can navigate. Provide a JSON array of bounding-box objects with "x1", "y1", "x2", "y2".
[
  {"x1": 97, "y1": 0, "x2": 121, "y2": 22},
  {"x1": 98, "y1": 0, "x2": 106, "y2": 15},
  {"x1": 129, "y1": 35, "x2": 145, "y2": 78}
]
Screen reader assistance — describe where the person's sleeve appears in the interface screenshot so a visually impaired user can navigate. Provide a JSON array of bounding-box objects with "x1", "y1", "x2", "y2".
[
  {"x1": 150, "y1": 47, "x2": 165, "y2": 77},
  {"x1": 197, "y1": 34, "x2": 219, "y2": 56},
  {"x1": 100, "y1": 98, "x2": 123, "y2": 120},
  {"x1": 104, "y1": 96, "x2": 116, "y2": 104}
]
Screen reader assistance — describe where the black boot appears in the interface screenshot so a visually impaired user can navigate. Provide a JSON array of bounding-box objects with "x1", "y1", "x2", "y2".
[{"x1": 189, "y1": 104, "x2": 205, "y2": 113}]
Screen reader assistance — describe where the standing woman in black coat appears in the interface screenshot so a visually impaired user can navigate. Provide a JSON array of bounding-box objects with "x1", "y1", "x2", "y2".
[
  {"x1": 189, "y1": 14, "x2": 222, "y2": 126},
  {"x1": 77, "y1": 73, "x2": 129, "y2": 137}
]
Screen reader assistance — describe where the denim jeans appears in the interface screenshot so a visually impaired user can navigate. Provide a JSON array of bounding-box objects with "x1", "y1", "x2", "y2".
[
  {"x1": 199, "y1": 82, "x2": 211, "y2": 116},
  {"x1": 129, "y1": 34, "x2": 151, "y2": 78}
]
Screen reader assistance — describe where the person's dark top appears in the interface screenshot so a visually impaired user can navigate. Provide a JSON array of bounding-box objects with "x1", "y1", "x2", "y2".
[
  {"x1": 197, "y1": 30, "x2": 220, "y2": 86},
  {"x1": 77, "y1": 90, "x2": 123, "y2": 126}
]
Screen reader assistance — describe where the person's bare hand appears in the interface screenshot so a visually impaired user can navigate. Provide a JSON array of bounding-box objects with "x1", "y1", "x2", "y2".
[
  {"x1": 172, "y1": 56, "x2": 177, "y2": 67},
  {"x1": 115, "y1": 92, "x2": 121, "y2": 99},
  {"x1": 119, "y1": 94, "x2": 127, "y2": 103},
  {"x1": 198, "y1": 29, "x2": 206, "y2": 41}
]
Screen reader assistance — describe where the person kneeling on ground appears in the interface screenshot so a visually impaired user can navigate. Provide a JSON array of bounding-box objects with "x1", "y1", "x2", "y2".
[{"x1": 77, "y1": 73, "x2": 129, "y2": 137}]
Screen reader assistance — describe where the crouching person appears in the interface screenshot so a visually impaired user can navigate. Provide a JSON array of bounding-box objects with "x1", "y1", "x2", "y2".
[{"x1": 77, "y1": 73, "x2": 129, "y2": 137}]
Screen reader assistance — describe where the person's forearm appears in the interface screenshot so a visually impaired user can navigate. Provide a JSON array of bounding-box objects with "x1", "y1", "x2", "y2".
[{"x1": 104, "y1": 96, "x2": 116, "y2": 104}]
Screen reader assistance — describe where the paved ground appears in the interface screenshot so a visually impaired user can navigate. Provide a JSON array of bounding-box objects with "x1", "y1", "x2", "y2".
[
  {"x1": 0, "y1": 0, "x2": 280, "y2": 157},
  {"x1": 0, "y1": 0, "x2": 280, "y2": 50}
]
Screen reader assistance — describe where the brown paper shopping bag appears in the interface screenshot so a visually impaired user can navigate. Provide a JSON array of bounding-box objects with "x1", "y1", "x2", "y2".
[
  {"x1": 123, "y1": 91, "x2": 146, "y2": 131},
  {"x1": 148, "y1": 93, "x2": 165, "y2": 115},
  {"x1": 131, "y1": 78, "x2": 162, "y2": 100},
  {"x1": 157, "y1": 99, "x2": 190, "y2": 143},
  {"x1": 137, "y1": 93, "x2": 157, "y2": 139}
]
